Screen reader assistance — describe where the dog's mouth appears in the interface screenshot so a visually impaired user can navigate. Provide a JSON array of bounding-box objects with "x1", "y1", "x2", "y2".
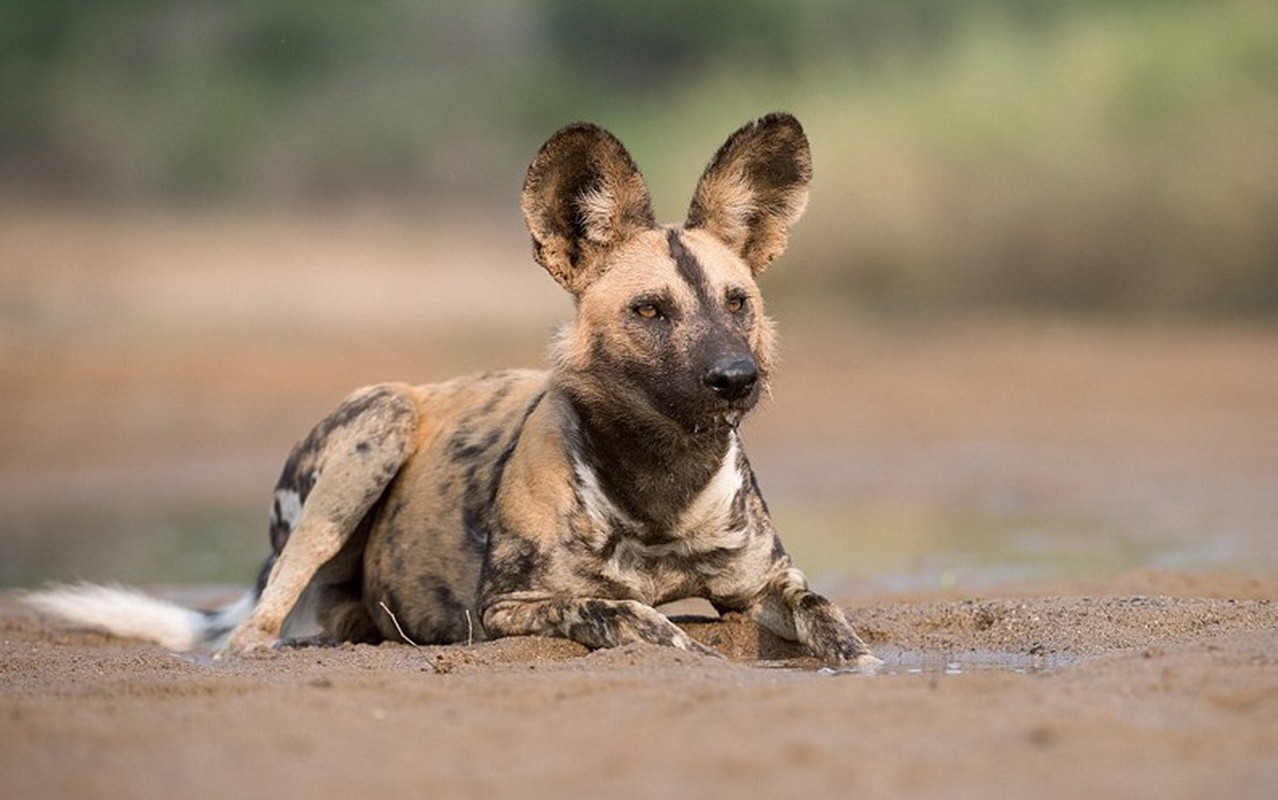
[
  {"x1": 690, "y1": 410, "x2": 744, "y2": 436},
  {"x1": 680, "y1": 389, "x2": 759, "y2": 435}
]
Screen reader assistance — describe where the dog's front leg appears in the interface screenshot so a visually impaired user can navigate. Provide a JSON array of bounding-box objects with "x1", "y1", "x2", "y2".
[
  {"x1": 482, "y1": 594, "x2": 716, "y2": 656},
  {"x1": 745, "y1": 565, "x2": 879, "y2": 667}
]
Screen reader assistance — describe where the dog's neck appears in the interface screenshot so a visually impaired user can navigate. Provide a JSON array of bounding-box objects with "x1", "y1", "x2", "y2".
[{"x1": 562, "y1": 389, "x2": 737, "y2": 535}]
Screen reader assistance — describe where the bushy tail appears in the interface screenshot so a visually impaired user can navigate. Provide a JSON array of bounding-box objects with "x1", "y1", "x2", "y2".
[{"x1": 22, "y1": 582, "x2": 255, "y2": 651}]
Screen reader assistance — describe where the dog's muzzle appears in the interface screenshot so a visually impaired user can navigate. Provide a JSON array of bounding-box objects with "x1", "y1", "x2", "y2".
[{"x1": 703, "y1": 357, "x2": 759, "y2": 403}]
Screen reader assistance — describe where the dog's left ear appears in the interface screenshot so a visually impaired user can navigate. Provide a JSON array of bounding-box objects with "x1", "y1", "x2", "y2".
[
  {"x1": 521, "y1": 123, "x2": 656, "y2": 295},
  {"x1": 685, "y1": 113, "x2": 812, "y2": 274}
]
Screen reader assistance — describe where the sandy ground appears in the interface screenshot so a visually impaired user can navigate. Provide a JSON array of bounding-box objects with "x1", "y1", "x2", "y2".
[
  {"x1": 2, "y1": 209, "x2": 1277, "y2": 798},
  {"x1": 3, "y1": 576, "x2": 1276, "y2": 800}
]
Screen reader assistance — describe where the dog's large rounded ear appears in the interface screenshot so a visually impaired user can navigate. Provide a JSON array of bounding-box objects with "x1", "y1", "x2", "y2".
[
  {"x1": 685, "y1": 113, "x2": 812, "y2": 275},
  {"x1": 521, "y1": 123, "x2": 656, "y2": 295}
]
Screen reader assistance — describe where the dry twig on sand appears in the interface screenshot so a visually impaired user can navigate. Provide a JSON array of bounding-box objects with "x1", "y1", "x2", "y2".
[{"x1": 379, "y1": 600, "x2": 439, "y2": 672}]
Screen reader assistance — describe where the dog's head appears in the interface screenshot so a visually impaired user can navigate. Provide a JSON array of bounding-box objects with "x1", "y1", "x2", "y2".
[{"x1": 522, "y1": 113, "x2": 811, "y2": 434}]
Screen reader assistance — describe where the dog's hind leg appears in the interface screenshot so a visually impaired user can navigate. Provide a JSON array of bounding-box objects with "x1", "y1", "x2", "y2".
[{"x1": 223, "y1": 385, "x2": 418, "y2": 655}]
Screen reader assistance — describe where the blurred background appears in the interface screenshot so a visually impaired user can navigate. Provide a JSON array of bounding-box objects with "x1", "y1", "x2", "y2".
[{"x1": 2, "y1": 0, "x2": 1276, "y2": 596}]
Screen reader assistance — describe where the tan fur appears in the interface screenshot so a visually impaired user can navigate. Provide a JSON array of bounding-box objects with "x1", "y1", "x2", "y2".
[{"x1": 30, "y1": 114, "x2": 875, "y2": 668}]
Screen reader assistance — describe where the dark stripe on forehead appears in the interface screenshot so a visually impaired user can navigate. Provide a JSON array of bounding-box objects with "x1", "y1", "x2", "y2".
[{"x1": 666, "y1": 228, "x2": 715, "y2": 307}]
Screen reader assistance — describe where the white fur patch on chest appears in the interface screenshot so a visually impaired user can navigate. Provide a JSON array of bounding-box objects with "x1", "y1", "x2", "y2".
[
  {"x1": 571, "y1": 454, "x2": 637, "y2": 531},
  {"x1": 574, "y1": 432, "x2": 748, "y2": 562},
  {"x1": 674, "y1": 433, "x2": 745, "y2": 540}
]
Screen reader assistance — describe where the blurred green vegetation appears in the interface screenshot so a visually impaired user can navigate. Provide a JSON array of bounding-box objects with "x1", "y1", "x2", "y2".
[{"x1": 3, "y1": 0, "x2": 1276, "y2": 314}]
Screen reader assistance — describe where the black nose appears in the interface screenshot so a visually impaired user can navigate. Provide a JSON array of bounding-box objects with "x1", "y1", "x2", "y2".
[{"x1": 703, "y1": 357, "x2": 758, "y2": 401}]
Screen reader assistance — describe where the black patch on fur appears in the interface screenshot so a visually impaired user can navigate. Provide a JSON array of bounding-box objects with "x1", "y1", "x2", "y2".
[
  {"x1": 480, "y1": 380, "x2": 512, "y2": 412},
  {"x1": 725, "y1": 487, "x2": 749, "y2": 534},
  {"x1": 251, "y1": 553, "x2": 277, "y2": 600},
  {"x1": 372, "y1": 569, "x2": 472, "y2": 646},
  {"x1": 432, "y1": 584, "x2": 468, "y2": 618},
  {"x1": 449, "y1": 426, "x2": 503, "y2": 465},
  {"x1": 268, "y1": 385, "x2": 406, "y2": 554},
  {"x1": 275, "y1": 634, "x2": 344, "y2": 649},
  {"x1": 666, "y1": 228, "x2": 715, "y2": 309},
  {"x1": 471, "y1": 390, "x2": 549, "y2": 600},
  {"x1": 460, "y1": 478, "x2": 491, "y2": 552},
  {"x1": 570, "y1": 557, "x2": 638, "y2": 599},
  {"x1": 405, "y1": 582, "x2": 471, "y2": 643},
  {"x1": 748, "y1": 468, "x2": 771, "y2": 516},
  {"x1": 566, "y1": 600, "x2": 677, "y2": 648},
  {"x1": 797, "y1": 592, "x2": 825, "y2": 613},
  {"x1": 770, "y1": 534, "x2": 788, "y2": 563},
  {"x1": 459, "y1": 390, "x2": 546, "y2": 554},
  {"x1": 459, "y1": 455, "x2": 496, "y2": 552},
  {"x1": 480, "y1": 537, "x2": 542, "y2": 599},
  {"x1": 566, "y1": 366, "x2": 732, "y2": 533}
]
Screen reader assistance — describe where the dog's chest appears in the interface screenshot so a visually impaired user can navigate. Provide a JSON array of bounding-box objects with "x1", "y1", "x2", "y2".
[{"x1": 569, "y1": 437, "x2": 753, "y2": 602}]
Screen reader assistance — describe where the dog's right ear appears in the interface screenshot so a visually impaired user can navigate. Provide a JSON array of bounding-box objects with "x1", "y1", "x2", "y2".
[{"x1": 521, "y1": 123, "x2": 656, "y2": 295}]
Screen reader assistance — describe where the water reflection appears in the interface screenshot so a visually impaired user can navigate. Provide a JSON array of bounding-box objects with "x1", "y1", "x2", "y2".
[{"x1": 808, "y1": 648, "x2": 1076, "y2": 677}]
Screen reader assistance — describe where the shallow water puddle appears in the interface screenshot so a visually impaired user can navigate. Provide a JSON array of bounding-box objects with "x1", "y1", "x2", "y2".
[{"x1": 788, "y1": 649, "x2": 1076, "y2": 677}]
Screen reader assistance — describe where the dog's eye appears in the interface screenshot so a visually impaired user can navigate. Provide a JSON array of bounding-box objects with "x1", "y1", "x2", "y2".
[
  {"x1": 634, "y1": 303, "x2": 661, "y2": 320},
  {"x1": 726, "y1": 296, "x2": 746, "y2": 314}
]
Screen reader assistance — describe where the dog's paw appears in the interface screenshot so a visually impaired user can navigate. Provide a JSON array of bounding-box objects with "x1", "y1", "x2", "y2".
[
  {"x1": 672, "y1": 631, "x2": 723, "y2": 659},
  {"x1": 216, "y1": 624, "x2": 278, "y2": 658},
  {"x1": 850, "y1": 651, "x2": 884, "y2": 673},
  {"x1": 805, "y1": 626, "x2": 878, "y2": 669},
  {"x1": 835, "y1": 639, "x2": 880, "y2": 668},
  {"x1": 836, "y1": 636, "x2": 878, "y2": 664}
]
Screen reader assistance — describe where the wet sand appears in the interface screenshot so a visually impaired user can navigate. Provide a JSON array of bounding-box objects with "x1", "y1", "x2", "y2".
[{"x1": 3, "y1": 574, "x2": 1276, "y2": 800}]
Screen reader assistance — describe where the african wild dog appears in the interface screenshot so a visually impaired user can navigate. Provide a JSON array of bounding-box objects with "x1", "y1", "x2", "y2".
[{"x1": 26, "y1": 113, "x2": 877, "y2": 667}]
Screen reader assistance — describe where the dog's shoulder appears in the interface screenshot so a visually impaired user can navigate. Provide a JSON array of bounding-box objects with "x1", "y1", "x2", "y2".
[
  {"x1": 392, "y1": 368, "x2": 549, "y2": 486},
  {"x1": 491, "y1": 385, "x2": 580, "y2": 536}
]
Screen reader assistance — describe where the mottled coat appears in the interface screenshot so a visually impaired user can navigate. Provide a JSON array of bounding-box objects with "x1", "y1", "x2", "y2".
[{"x1": 28, "y1": 114, "x2": 875, "y2": 667}]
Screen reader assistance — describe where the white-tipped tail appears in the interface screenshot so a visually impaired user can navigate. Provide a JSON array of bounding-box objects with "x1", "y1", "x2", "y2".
[{"x1": 22, "y1": 582, "x2": 255, "y2": 651}]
